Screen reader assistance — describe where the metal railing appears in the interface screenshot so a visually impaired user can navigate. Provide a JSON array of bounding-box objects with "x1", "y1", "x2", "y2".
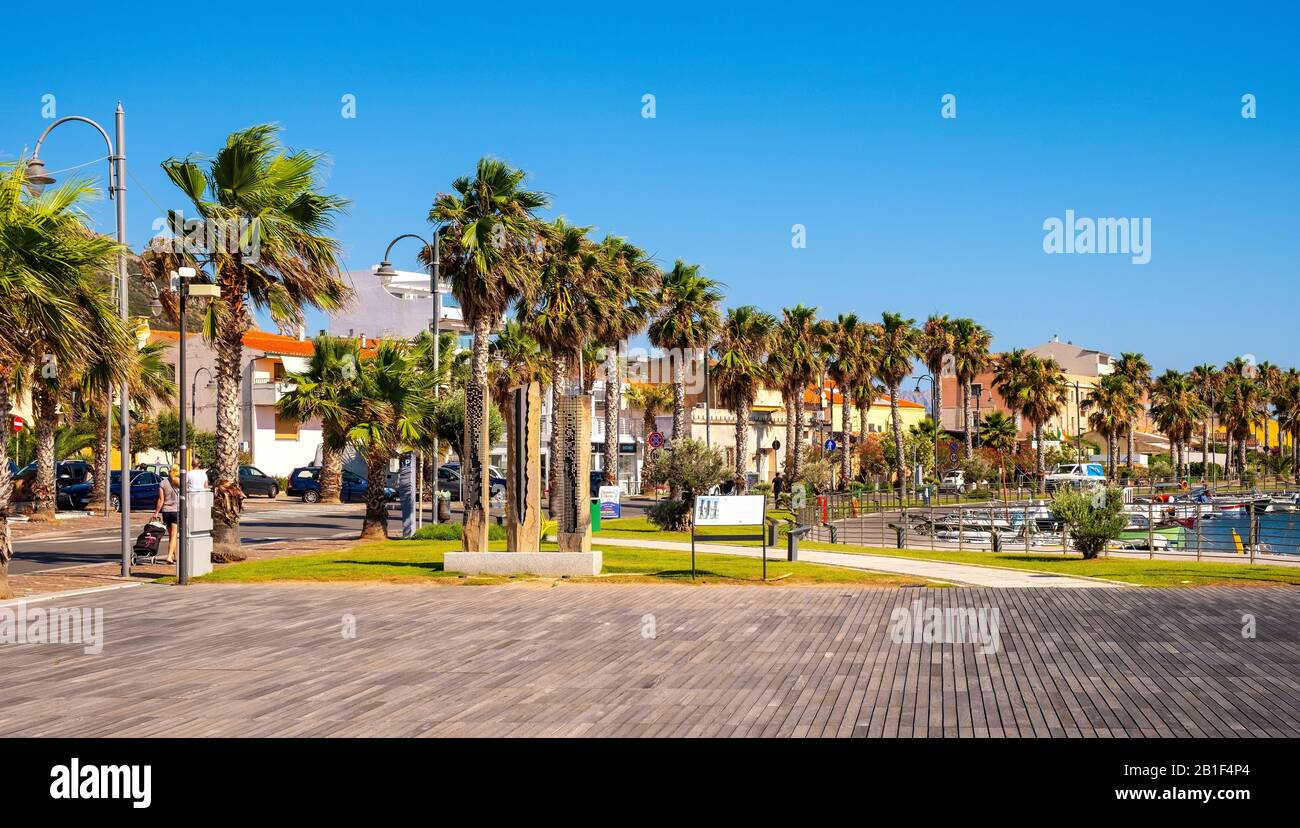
[{"x1": 795, "y1": 487, "x2": 1300, "y2": 562}]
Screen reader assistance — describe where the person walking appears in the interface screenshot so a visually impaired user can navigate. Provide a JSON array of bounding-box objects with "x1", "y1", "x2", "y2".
[
  {"x1": 155, "y1": 466, "x2": 181, "y2": 565},
  {"x1": 773, "y1": 472, "x2": 785, "y2": 497}
]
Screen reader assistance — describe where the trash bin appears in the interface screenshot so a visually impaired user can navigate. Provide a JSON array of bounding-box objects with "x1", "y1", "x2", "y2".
[{"x1": 590, "y1": 498, "x2": 601, "y2": 532}]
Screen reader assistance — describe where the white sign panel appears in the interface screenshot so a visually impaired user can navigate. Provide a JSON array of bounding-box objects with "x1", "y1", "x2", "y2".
[
  {"x1": 598, "y1": 485, "x2": 621, "y2": 519},
  {"x1": 693, "y1": 495, "x2": 766, "y2": 526}
]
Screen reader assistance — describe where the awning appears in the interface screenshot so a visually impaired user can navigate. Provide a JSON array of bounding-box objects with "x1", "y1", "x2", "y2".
[{"x1": 280, "y1": 356, "x2": 311, "y2": 375}]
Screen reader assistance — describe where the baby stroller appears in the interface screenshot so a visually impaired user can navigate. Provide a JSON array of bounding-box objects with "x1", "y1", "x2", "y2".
[{"x1": 132, "y1": 519, "x2": 169, "y2": 565}]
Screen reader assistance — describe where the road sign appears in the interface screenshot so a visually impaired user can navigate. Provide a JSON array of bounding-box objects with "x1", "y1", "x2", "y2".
[
  {"x1": 11, "y1": 417, "x2": 21, "y2": 433},
  {"x1": 824, "y1": 438, "x2": 837, "y2": 452},
  {"x1": 772, "y1": 439, "x2": 782, "y2": 451},
  {"x1": 648, "y1": 431, "x2": 665, "y2": 449}
]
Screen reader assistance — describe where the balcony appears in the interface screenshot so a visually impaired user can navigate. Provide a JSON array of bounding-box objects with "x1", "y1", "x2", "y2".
[{"x1": 250, "y1": 380, "x2": 295, "y2": 406}]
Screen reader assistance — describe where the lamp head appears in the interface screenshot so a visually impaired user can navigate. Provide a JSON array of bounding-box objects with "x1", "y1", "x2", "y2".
[
  {"x1": 375, "y1": 260, "x2": 398, "y2": 285},
  {"x1": 24, "y1": 157, "x2": 54, "y2": 196}
]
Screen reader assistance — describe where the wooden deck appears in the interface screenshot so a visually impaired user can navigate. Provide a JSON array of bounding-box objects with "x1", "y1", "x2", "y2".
[{"x1": 2, "y1": 583, "x2": 1298, "y2": 737}]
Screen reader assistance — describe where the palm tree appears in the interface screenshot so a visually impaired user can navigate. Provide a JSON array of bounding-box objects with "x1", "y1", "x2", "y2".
[
  {"x1": 278, "y1": 335, "x2": 361, "y2": 504},
  {"x1": 347, "y1": 340, "x2": 434, "y2": 540},
  {"x1": 1219, "y1": 373, "x2": 1264, "y2": 480},
  {"x1": 994, "y1": 350, "x2": 1068, "y2": 493},
  {"x1": 1189, "y1": 363, "x2": 1221, "y2": 482},
  {"x1": 1081, "y1": 373, "x2": 1135, "y2": 478},
  {"x1": 0, "y1": 163, "x2": 130, "y2": 595},
  {"x1": 921, "y1": 315, "x2": 955, "y2": 449},
  {"x1": 524, "y1": 218, "x2": 604, "y2": 505},
  {"x1": 771, "y1": 305, "x2": 828, "y2": 482},
  {"x1": 430, "y1": 157, "x2": 547, "y2": 550},
  {"x1": 827, "y1": 313, "x2": 870, "y2": 489},
  {"x1": 162, "y1": 125, "x2": 349, "y2": 559},
  {"x1": 624, "y1": 383, "x2": 673, "y2": 494},
  {"x1": 872, "y1": 312, "x2": 921, "y2": 498},
  {"x1": 1257, "y1": 361, "x2": 1283, "y2": 468},
  {"x1": 76, "y1": 341, "x2": 175, "y2": 510},
  {"x1": 979, "y1": 410, "x2": 1019, "y2": 500},
  {"x1": 1274, "y1": 369, "x2": 1300, "y2": 484},
  {"x1": 950, "y1": 318, "x2": 991, "y2": 460},
  {"x1": 595, "y1": 236, "x2": 660, "y2": 486},
  {"x1": 1150, "y1": 370, "x2": 1208, "y2": 478},
  {"x1": 1113, "y1": 352, "x2": 1151, "y2": 469},
  {"x1": 647, "y1": 260, "x2": 723, "y2": 444},
  {"x1": 712, "y1": 306, "x2": 777, "y2": 493}
]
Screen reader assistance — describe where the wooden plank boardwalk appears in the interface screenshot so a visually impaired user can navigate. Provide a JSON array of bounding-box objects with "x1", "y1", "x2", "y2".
[{"x1": 1, "y1": 583, "x2": 1298, "y2": 737}]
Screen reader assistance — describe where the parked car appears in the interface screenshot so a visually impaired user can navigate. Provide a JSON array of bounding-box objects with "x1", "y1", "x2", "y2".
[
  {"x1": 10, "y1": 460, "x2": 92, "y2": 505},
  {"x1": 62, "y1": 469, "x2": 163, "y2": 511},
  {"x1": 938, "y1": 470, "x2": 968, "y2": 494},
  {"x1": 287, "y1": 466, "x2": 391, "y2": 503},
  {"x1": 437, "y1": 464, "x2": 505, "y2": 502},
  {"x1": 1044, "y1": 463, "x2": 1106, "y2": 492},
  {"x1": 208, "y1": 464, "x2": 280, "y2": 497}
]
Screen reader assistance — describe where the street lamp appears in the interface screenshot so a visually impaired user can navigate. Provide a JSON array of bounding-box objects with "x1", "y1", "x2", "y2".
[
  {"x1": 173, "y1": 268, "x2": 220, "y2": 585},
  {"x1": 376, "y1": 230, "x2": 446, "y2": 524},
  {"x1": 29, "y1": 105, "x2": 132, "y2": 575}
]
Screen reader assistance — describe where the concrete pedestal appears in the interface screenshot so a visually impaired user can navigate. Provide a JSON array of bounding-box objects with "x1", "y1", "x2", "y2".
[{"x1": 444, "y1": 550, "x2": 602, "y2": 577}]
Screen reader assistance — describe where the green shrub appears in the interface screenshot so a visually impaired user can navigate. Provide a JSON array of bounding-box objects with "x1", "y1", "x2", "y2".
[
  {"x1": 751, "y1": 481, "x2": 773, "y2": 496},
  {"x1": 1051, "y1": 486, "x2": 1126, "y2": 559},
  {"x1": 647, "y1": 499, "x2": 692, "y2": 532},
  {"x1": 408, "y1": 522, "x2": 506, "y2": 541}
]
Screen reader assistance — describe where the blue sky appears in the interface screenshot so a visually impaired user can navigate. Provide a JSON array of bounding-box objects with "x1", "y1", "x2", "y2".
[{"x1": 2, "y1": 1, "x2": 1296, "y2": 372}]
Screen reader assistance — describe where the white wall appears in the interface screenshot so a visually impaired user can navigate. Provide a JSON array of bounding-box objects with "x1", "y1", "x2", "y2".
[{"x1": 248, "y1": 404, "x2": 323, "y2": 477}]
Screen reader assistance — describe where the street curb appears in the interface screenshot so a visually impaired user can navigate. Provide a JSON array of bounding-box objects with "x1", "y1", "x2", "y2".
[{"x1": 0, "y1": 581, "x2": 146, "y2": 608}]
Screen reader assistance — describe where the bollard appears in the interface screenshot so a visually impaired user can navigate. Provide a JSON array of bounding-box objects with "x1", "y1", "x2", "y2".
[{"x1": 896, "y1": 524, "x2": 906, "y2": 549}]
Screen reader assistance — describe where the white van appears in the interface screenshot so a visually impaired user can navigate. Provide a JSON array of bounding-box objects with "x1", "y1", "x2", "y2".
[{"x1": 1044, "y1": 463, "x2": 1106, "y2": 491}]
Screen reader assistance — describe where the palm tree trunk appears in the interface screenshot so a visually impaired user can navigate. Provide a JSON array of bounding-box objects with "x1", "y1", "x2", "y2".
[
  {"x1": 89, "y1": 412, "x2": 109, "y2": 511},
  {"x1": 0, "y1": 379, "x2": 14, "y2": 598},
  {"x1": 1225, "y1": 432, "x2": 1233, "y2": 481},
  {"x1": 462, "y1": 316, "x2": 491, "y2": 552},
  {"x1": 671, "y1": 360, "x2": 685, "y2": 441},
  {"x1": 31, "y1": 382, "x2": 58, "y2": 521},
  {"x1": 211, "y1": 295, "x2": 247, "y2": 560},
  {"x1": 793, "y1": 404, "x2": 807, "y2": 481},
  {"x1": 840, "y1": 387, "x2": 852, "y2": 490},
  {"x1": 547, "y1": 357, "x2": 566, "y2": 511},
  {"x1": 890, "y1": 385, "x2": 906, "y2": 499},
  {"x1": 961, "y1": 380, "x2": 973, "y2": 459},
  {"x1": 603, "y1": 344, "x2": 620, "y2": 487},
  {"x1": 319, "y1": 438, "x2": 344, "y2": 504},
  {"x1": 1126, "y1": 423, "x2": 1135, "y2": 472},
  {"x1": 360, "y1": 446, "x2": 388, "y2": 539},
  {"x1": 1238, "y1": 436, "x2": 1247, "y2": 483},
  {"x1": 1202, "y1": 417, "x2": 1210, "y2": 483},
  {"x1": 1034, "y1": 421, "x2": 1046, "y2": 493},
  {"x1": 783, "y1": 396, "x2": 796, "y2": 475},
  {"x1": 734, "y1": 396, "x2": 750, "y2": 493}
]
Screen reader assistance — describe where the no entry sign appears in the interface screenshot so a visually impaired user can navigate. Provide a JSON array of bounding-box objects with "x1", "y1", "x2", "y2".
[{"x1": 648, "y1": 431, "x2": 665, "y2": 448}]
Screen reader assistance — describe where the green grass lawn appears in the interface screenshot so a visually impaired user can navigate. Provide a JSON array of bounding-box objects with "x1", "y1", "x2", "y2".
[
  {"x1": 195, "y1": 537, "x2": 923, "y2": 587},
  {"x1": 803, "y1": 540, "x2": 1300, "y2": 587}
]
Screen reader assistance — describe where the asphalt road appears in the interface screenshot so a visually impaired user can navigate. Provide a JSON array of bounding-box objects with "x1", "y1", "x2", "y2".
[
  {"x1": 9, "y1": 493, "x2": 656, "y2": 576},
  {"x1": 8, "y1": 500, "x2": 386, "y2": 576}
]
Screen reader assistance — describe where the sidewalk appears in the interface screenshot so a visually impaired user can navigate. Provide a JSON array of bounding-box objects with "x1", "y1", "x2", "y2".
[{"x1": 593, "y1": 536, "x2": 1127, "y2": 588}]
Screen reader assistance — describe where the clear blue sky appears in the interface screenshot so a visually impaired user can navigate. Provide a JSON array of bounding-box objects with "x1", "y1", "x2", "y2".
[{"x1": 2, "y1": 1, "x2": 1296, "y2": 372}]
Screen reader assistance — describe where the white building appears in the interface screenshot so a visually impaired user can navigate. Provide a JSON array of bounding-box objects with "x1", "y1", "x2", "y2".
[{"x1": 149, "y1": 327, "x2": 325, "y2": 478}]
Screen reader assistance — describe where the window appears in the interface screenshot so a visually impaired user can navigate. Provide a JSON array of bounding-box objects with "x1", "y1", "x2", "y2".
[
  {"x1": 275, "y1": 411, "x2": 299, "y2": 440},
  {"x1": 294, "y1": 469, "x2": 316, "y2": 480}
]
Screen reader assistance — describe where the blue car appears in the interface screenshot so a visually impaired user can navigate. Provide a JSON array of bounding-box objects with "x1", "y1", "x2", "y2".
[
  {"x1": 62, "y1": 470, "x2": 162, "y2": 512},
  {"x1": 287, "y1": 466, "x2": 393, "y2": 503}
]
